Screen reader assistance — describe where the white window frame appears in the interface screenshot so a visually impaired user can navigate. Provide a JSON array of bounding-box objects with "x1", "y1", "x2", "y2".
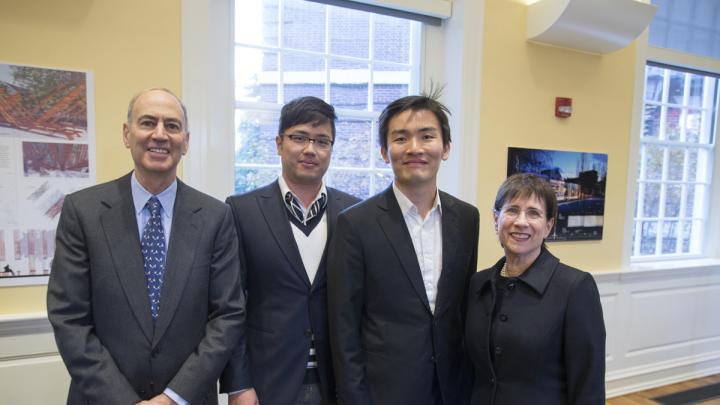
[
  {"x1": 232, "y1": 1, "x2": 423, "y2": 197},
  {"x1": 624, "y1": 30, "x2": 720, "y2": 266},
  {"x1": 181, "y1": 0, "x2": 484, "y2": 206}
]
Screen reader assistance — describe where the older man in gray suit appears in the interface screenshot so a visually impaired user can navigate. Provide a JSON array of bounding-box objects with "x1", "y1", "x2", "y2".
[{"x1": 47, "y1": 88, "x2": 257, "y2": 405}]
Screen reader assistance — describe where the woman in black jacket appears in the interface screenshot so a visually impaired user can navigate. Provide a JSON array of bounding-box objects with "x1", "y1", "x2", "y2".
[{"x1": 465, "y1": 173, "x2": 605, "y2": 405}]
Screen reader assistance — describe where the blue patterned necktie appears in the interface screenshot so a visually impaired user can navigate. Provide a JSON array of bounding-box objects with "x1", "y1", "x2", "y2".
[{"x1": 141, "y1": 197, "x2": 166, "y2": 319}]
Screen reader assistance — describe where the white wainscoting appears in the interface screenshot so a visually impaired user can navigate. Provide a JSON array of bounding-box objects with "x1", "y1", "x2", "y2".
[
  {"x1": 2, "y1": 261, "x2": 720, "y2": 402},
  {"x1": 597, "y1": 259, "x2": 720, "y2": 398},
  {"x1": 0, "y1": 312, "x2": 69, "y2": 404}
]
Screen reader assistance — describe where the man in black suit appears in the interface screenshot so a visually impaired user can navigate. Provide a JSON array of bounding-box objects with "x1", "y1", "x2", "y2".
[
  {"x1": 47, "y1": 88, "x2": 255, "y2": 405},
  {"x1": 221, "y1": 97, "x2": 360, "y2": 405},
  {"x1": 328, "y1": 94, "x2": 479, "y2": 405}
]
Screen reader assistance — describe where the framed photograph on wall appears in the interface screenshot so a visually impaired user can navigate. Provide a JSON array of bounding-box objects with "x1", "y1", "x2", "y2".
[{"x1": 507, "y1": 147, "x2": 608, "y2": 241}]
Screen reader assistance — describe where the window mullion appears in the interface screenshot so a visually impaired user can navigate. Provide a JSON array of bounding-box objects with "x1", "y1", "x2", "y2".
[{"x1": 278, "y1": 0, "x2": 285, "y2": 104}]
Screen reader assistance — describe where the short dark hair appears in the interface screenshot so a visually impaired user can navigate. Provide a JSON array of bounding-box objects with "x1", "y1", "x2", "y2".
[
  {"x1": 278, "y1": 96, "x2": 337, "y2": 138},
  {"x1": 377, "y1": 93, "x2": 451, "y2": 149},
  {"x1": 494, "y1": 173, "x2": 558, "y2": 232}
]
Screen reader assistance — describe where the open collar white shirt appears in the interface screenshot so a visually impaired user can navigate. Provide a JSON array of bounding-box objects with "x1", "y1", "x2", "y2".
[{"x1": 392, "y1": 183, "x2": 443, "y2": 313}]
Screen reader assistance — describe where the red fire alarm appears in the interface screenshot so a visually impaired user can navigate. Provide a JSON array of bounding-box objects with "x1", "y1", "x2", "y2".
[{"x1": 555, "y1": 97, "x2": 572, "y2": 118}]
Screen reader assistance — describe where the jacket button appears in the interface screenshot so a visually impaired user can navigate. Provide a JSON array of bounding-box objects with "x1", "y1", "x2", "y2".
[
  {"x1": 495, "y1": 346, "x2": 503, "y2": 355},
  {"x1": 499, "y1": 314, "x2": 508, "y2": 322},
  {"x1": 489, "y1": 377, "x2": 495, "y2": 384},
  {"x1": 305, "y1": 329, "x2": 312, "y2": 337},
  {"x1": 507, "y1": 283, "x2": 516, "y2": 290},
  {"x1": 430, "y1": 355, "x2": 436, "y2": 362}
]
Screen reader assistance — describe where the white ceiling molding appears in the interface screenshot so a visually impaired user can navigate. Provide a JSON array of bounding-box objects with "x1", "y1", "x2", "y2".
[
  {"x1": 347, "y1": 0, "x2": 452, "y2": 19},
  {"x1": 526, "y1": 0, "x2": 657, "y2": 54}
]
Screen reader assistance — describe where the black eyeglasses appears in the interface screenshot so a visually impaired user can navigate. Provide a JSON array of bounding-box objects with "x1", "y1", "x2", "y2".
[{"x1": 284, "y1": 133, "x2": 334, "y2": 150}]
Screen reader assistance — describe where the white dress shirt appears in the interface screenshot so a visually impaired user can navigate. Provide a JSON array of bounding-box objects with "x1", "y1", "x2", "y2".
[{"x1": 392, "y1": 183, "x2": 443, "y2": 313}]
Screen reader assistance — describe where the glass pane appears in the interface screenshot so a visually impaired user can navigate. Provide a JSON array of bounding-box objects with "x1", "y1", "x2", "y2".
[
  {"x1": 667, "y1": 148, "x2": 685, "y2": 181},
  {"x1": 330, "y1": 170, "x2": 370, "y2": 199},
  {"x1": 235, "y1": 0, "x2": 278, "y2": 47},
  {"x1": 283, "y1": 0, "x2": 325, "y2": 52},
  {"x1": 639, "y1": 221, "x2": 657, "y2": 255},
  {"x1": 644, "y1": 65, "x2": 664, "y2": 102},
  {"x1": 681, "y1": 220, "x2": 693, "y2": 253},
  {"x1": 283, "y1": 53, "x2": 325, "y2": 103},
  {"x1": 236, "y1": 48, "x2": 278, "y2": 103},
  {"x1": 668, "y1": 70, "x2": 685, "y2": 104},
  {"x1": 664, "y1": 184, "x2": 681, "y2": 217},
  {"x1": 642, "y1": 182, "x2": 660, "y2": 217},
  {"x1": 685, "y1": 184, "x2": 705, "y2": 218},
  {"x1": 332, "y1": 119, "x2": 371, "y2": 168},
  {"x1": 235, "y1": 110, "x2": 281, "y2": 165},
  {"x1": 661, "y1": 220, "x2": 678, "y2": 254},
  {"x1": 329, "y1": 6, "x2": 369, "y2": 58},
  {"x1": 685, "y1": 109, "x2": 702, "y2": 143},
  {"x1": 642, "y1": 105, "x2": 661, "y2": 138},
  {"x1": 644, "y1": 145, "x2": 664, "y2": 180},
  {"x1": 687, "y1": 148, "x2": 699, "y2": 182},
  {"x1": 681, "y1": 220, "x2": 703, "y2": 254},
  {"x1": 688, "y1": 74, "x2": 704, "y2": 107},
  {"x1": 373, "y1": 14, "x2": 411, "y2": 63},
  {"x1": 665, "y1": 107, "x2": 681, "y2": 141},
  {"x1": 329, "y1": 59, "x2": 369, "y2": 110},
  {"x1": 699, "y1": 109, "x2": 713, "y2": 144},
  {"x1": 234, "y1": 167, "x2": 280, "y2": 195},
  {"x1": 373, "y1": 68, "x2": 412, "y2": 112},
  {"x1": 375, "y1": 147, "x2": 390, "y2": 171},
  {"x1": 374, "y1": 170, "x2": 393, "y2": 194}
]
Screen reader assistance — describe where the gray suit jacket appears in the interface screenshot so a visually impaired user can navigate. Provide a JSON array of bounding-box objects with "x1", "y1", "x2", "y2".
[{"x1": 47, "y1": 173, "x2": 247, "y2": 405}]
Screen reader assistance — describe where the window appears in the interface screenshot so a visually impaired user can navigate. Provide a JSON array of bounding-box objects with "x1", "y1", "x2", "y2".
[
  {"x1": 632, "y1": 63, "x2": 719, "y2": 258},
  {"x1": 233, "y1": 0, "x2": 422, "y2": 198},
  {"x1": 648, "y1": 0, "x2": 720, "y2": 60}
]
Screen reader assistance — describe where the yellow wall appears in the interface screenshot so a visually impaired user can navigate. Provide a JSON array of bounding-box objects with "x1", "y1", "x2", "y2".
[
  {"x1": 476, "y1": 0, "x2": 637, "y2": 272},
  {"x1": 0, "y1": 0, "x2": 181, "y2": 314},
  {"x1": 0, "y1": 0, "x2": 643, "y2": 313}
]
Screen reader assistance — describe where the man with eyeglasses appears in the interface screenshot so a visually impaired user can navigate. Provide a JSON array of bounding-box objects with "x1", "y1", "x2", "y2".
[{"x1": 221, "y1": 96, "x2": 360, "y2": 405}]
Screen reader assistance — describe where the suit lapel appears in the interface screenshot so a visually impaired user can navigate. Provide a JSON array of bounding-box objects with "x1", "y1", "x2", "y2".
[
  {"x1": 312, "y1": 189, "x2": 340, "y2": 290},
  {"x1": 435, "y1": 192, "x2": 459, "y2": 317},
  {"x1": 153, "y1": 181, "x2": 201, "y2": 346},
  {"x1": 258, "y1": 182, "x2": 311, "y2": 288},
  {"x1": 100, "y1": 174, "x2": 153, "y2": 343},
  {"x1": 376, "y1": 188, "x2": 432, "y2": 314}
]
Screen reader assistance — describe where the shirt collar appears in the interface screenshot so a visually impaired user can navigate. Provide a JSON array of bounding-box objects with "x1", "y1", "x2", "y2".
[
  {"x1": 278, "y1": 175, "x2": 327, "y2": 208},
  {"x1": 131, "y1": 171, "x2": 177, "y2": 218},
  {"x1": 485, "y1": 248, "x2": 559, "y2": 295},
  {"x1": 392, "y1": 182, "x2": 442, "y2": 218}
]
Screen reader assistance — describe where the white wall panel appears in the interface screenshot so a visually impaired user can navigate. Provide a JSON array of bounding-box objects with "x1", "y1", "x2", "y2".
[
  {"x1": 2, "y1": 261, "x2": 719, "y2": 401},
  {"x1": 599, "y1": 261, "x2": 720, "y2": 397}
]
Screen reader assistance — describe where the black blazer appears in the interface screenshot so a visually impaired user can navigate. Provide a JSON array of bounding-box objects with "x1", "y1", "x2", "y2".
[
  {"x1": 465, "y1": 248, "x2": 606, "y2": 405},
  {"x1": 220, "y1": 181, "x2": 359, "y2": 405},
  {"x1": 328, "y1": 187, "x2": 479, "y2": 405},
  {"x1": 47, "y1": 173, "x2": 246, "y2": 405}
]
